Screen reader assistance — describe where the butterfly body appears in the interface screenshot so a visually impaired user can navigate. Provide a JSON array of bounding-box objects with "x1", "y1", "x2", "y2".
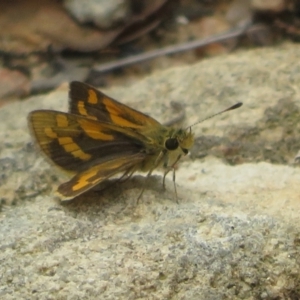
[{"x1": 28, "y1": 81, "x2": 195, "y2": 199}]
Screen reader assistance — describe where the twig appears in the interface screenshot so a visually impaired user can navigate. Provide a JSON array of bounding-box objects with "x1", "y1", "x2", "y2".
[{"x1": 92, "y1": 25, "x2": 251, "y2": 74}]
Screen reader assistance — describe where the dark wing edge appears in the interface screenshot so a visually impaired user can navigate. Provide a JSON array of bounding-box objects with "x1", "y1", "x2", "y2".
[
  {"x1": 69, "y1": 81, "x2": 161, "y2": 128},
  {"x1": 57, "y1": 153, "x2": 145, "y2": 199}
]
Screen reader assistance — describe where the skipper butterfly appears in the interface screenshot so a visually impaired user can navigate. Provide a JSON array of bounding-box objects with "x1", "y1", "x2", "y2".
[{"x1": 28, "y1": 81, "x2": 242, "y2": 201}]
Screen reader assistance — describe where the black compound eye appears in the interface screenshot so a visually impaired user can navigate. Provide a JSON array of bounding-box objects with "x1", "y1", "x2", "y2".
[
  {"x1": 165, "y1": 138, "x2": 179, "y2": 150},
  {"x1": 182, "y1": 148, "x2": 188, "y2": 155}
]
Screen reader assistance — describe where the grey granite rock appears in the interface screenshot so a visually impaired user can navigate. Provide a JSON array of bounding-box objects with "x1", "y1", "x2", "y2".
[
  {"x1": 0, "y1": 43, "x2": 300, "y2": 299},
  {"x1": 64, "y1": 0, "x2": 130, "y2": 29}
]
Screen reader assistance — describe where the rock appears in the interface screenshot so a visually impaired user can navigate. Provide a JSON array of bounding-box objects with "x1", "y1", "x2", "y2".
[
  {"x1": 251, "y1": 0, "x2": 286, "y2": 13},
  {"x1": 64, "y1": 0, "x2": 131, "y2": 29},
  {"x1": 0, "y1": 68, "x2": 30, "y2": 104},
  {"x1": 0, "y1": 43, "x2": 300, "y2": 299}
]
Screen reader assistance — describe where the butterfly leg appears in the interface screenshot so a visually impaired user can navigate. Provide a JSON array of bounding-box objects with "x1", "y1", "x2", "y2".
[
  {"x1": 136, "y1": 151, "x2": 165, "y2": 204},
  {"x1": 162, "y1": 167, "x2": 178, "y2": 203},
  {"x1": 172, "y1": 167, "x2": 178, "y2": 204},
  {"x1": 118, "y1": 167, "x2": 136, "y2": 183},
  {"x1": 137, "y1": 168, "x2": 155, "y2": 203},
  {"x1": 162, "y1": 154, "x2": 182, "y2": 203},
  {"x1": 162, "y1": 169, "x2": 170, "y2": 190}
]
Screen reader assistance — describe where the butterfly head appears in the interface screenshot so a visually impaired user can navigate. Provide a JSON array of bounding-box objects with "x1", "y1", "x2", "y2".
[
  {"x1": 163, "y1": 102, "x2": 243, "y2": 157},
  {"x1": 164, "y1": 127, "x2": 194, "y2": 155}
]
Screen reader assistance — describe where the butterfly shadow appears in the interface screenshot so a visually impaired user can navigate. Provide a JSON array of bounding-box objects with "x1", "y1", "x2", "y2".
[{"x1": 59, "y1": 174, "x2": 168, "y2": 214}]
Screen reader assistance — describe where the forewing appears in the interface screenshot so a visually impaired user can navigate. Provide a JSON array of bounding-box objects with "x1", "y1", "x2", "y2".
[
  {"x1": 57, "y1": 153, "x2": 144, "y2": 198},
  {"x1": 28, "y1": 110, "x2": 147, "y2": 172},
  {"x1": 68, "y1": 81, "x2": 161, "y2": 129}
]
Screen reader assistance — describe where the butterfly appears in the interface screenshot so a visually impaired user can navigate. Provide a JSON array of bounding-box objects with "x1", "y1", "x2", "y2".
[{"x1": 28, "y1": 81, "x2": 242, "y2": 201}]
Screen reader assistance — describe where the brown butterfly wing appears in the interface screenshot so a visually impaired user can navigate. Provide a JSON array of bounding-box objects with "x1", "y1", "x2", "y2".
[
  {"x1": 57, "y1": 153, "x2": 144, "y2": 198},
  {"x1": 68, "y1": 81, "x2": 161, "y2": 129},
  {"x1": 28, "y1": 110, "x2": 148, "y2": 173}
]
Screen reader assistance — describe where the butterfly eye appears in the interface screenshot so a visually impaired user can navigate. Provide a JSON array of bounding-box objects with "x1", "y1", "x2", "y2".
[
  {"x1": 182, "y1": 148, "x2": 188, "y2": 155},
  {"x1": 165, "y1": 138, "x2": 179, "y2": 151}
]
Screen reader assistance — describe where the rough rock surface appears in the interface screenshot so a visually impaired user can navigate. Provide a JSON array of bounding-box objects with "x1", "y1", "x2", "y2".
[
  {"x1": 1, "y1": 43, "x2": 300, "y2": 299},
  {"x1": 64, "y1": 0, "x2": 130, "y2": 29}
]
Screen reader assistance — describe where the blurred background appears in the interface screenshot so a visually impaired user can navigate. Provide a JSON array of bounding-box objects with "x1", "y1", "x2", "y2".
[{"x1": 0, "y1": 0, "x2": 299, "y2": 105}]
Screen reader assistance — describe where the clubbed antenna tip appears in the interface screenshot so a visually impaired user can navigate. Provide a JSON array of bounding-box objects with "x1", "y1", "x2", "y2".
[
  {"x1": 226, "y1": 102, "x2": 243, "y2": 111},
  {"x1": 187, "y1": 102, "x2": 243, "y2": 129}
]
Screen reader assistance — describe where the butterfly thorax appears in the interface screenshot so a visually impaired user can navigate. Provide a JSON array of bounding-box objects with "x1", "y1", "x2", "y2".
[{"x1": 138, "y1": 126, "x2": 194, "y2": 172}]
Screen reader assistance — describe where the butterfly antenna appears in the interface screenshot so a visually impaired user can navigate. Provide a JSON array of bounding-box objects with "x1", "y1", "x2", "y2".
[{"x1": 186, "y1": 102, "x2": 243, "y2": 129}]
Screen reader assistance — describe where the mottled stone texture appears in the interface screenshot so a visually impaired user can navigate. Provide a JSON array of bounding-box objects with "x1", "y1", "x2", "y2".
[{"x1": 1, "y1": 43, "x2": 300, "y2": 299}]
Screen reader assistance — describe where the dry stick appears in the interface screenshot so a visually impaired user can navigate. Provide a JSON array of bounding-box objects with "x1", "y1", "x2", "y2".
[{"x1": 93, "y1": 25, "x2": 252, "y2": 74}]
